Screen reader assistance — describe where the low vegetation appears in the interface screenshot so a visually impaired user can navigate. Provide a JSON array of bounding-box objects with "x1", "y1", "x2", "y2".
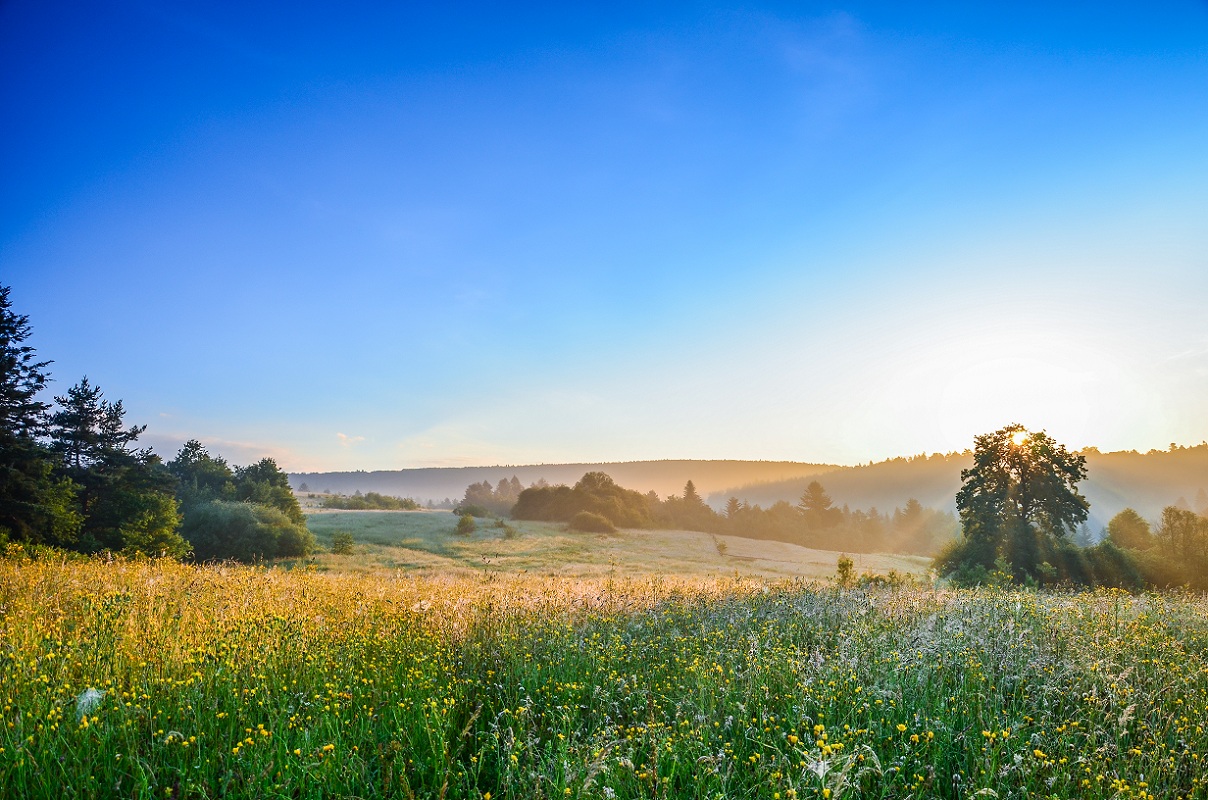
[
  {"x1": 3, "y1": 557, "x2": 1207, "y2": 799},
  {"x1": 299, "y1": 510, "x2": 930, "y2": 580},
  {"x1": 568, "y1": 510, "x2": 617, "y2": 533},
  {"x1": 320, "y1": 492, "x2": 420, "y2": 511}
]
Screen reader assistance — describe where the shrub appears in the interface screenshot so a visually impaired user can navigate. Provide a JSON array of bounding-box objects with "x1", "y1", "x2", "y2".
[
  {"x1": 835, "y1": 554, "x2": 855, "y2": 587},
  {"x1": 456, "y1": 515, "x2": 477, "y2": 536},
  {"x1": 569, "y1": 511, "x2": 616, "y2": 533},
  {"x1": 331, "y1": 531, "x2": 355, "y2": 555},
  {"x1": 181, "y1": 501, "x2": 315, "y2": 563}
]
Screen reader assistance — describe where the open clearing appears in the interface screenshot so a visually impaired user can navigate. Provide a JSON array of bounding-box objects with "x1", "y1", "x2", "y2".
[
  {"x1": 303, "y1": 509, "x2": 930, "y2": 579},
  {"x1": 4, "y1": 559, "x2": 1207, "y2": 799}
]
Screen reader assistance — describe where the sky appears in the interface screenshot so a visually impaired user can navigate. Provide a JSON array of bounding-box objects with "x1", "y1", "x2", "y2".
[{"x1": 2, "y1": 1, "x2": 1207, "y2": 472}]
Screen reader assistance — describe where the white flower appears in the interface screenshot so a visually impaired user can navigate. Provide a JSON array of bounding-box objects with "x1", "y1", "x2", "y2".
[{"x1": 76, "y1": 688, "x2": 105, "y2": 720}]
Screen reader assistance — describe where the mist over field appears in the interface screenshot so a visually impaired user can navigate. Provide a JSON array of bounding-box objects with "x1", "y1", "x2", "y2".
[
  {"x1": 290, "y1": 459, "x2": 838, "y2": 506},
  {"x1": 6, "y1": 4, "x2": 1208, "y2": 799},
  {"x1": 293, "y1": 444, "x2": 1208, "y2": 533}
]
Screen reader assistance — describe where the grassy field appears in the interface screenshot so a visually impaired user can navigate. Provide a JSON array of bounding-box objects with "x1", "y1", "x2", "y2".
[
  {"x1": 2, "y1": 556, "x2": 1207, "y2": 799},
  {"x1": 302, "y1": 510, "x2": 931, "y2": 580}
]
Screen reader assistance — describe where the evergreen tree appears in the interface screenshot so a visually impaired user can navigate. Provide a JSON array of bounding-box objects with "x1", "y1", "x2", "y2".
[
  {"x1": 49, "y1": 377, "x2": 145, "y2": 471},
  {"x1": 797, "y1": 481, "x2": 838, "y2": 530},
  {"x1": 0, "y1": 285, "x2": 51, "y2": 438},
  {"x1": 48, "y1": 377, "x2": 185, "y2": 555},
  {"x1": 0, "y1": 285, "x2": 81, "y2": 545},
  {"x1": 724, "y1": 496, "x2": 742, "y2": 519}
]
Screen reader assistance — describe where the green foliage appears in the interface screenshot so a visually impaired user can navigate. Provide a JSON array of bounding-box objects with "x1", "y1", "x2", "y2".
[
  {"x1": 167, "y1": 439, "x2": 235, "y2": 508},
  {"x1": 321, "y1": 491, "x2": 419, "y2": 511},
  {"x1": 455, "y1": 514, "x2": 476, "y2": 535},
  {"x1": 835, "y1": 554, "x2": 855, "y2": 587},
  {"x1": 234, "y1": 458, "x2": 305, "y2": 525},
  {"x1": 1106, "y1": 507, "x2": 1153, "y2": 550},
  {"x1": 953, "y1": 424, "x2": 1089, "y2": 579},
  {"x1": 568, "y1": 510, "x2": 617, "y2": 533},
  {"x1": 0, "y1": 285, "x2": 51, "y2": 438},
  {"x1": 116, "y1": 490, "x2": 189, "y2": 559},
  {"x1": 7, "y1": 564, "x2": 1208, "y2": 799},
  {"x1": 0, "y1": 285, "x2": 82, "y2": 546},
  {"x1": 0, "y1": 445, "x2": 82, "y2": 547},
  {"x1": 457, "y1": 475, "x2": 525, "y2": 517},
  {"x1": 47, "y1": 377, "x2": 181, "y2": 555},
  {"x1": 513, "y1": 471, "x2": 955, "y2": 556},
  {"x1": 182, "y1": 500, "x2": 315, "y2": 562},
  {"x1": 1155, "y1": 505, "x2": 1207, "y2": 560},
  {"x1": 512, "y1": 471, "x2": 655, "y2": 528},
  {"x1": 331, "y1": 531, "x2": 355, "y2": 555}
]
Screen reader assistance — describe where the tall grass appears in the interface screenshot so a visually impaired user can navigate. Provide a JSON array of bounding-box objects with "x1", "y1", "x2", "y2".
[{"x1": 1, "y1": 556, "x2": 1205, "y2": 798}]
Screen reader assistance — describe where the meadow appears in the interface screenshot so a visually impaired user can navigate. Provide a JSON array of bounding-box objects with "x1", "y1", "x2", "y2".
[
  {"x1": 301, "y1": 509, "x2": 930, "y2": 580},
  {"x1": 3, "y1": 553, "x2": 1207, "y2": 799}
]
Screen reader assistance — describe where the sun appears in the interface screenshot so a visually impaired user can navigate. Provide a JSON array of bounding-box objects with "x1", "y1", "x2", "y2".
[{"x1": 1010, "y1": 429, "x2": 1029, "y2": 447}]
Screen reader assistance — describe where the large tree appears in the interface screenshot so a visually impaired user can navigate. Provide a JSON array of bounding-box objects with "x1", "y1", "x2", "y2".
[
  {"x1": 953, "y1": 423, "x2": 1089, "y2": 578},
  {"x1": 0, "y1": 285, "x2": 81, "y2": 545},
  {"x1": 48, "y1": 377, "x2": 186, "y2": 555},
  {"x1": 167, "y1": 439, "x2": 235, "y2": 509},
  {"x1": 1106, "y1": 508, "x2": 1153, "y2": 550},
  {"x1": 797, "y1": 480, "x2": 839, "y2": 530}
]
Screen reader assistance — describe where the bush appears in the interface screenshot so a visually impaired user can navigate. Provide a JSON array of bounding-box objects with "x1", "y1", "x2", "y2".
[
  {"x1": 455, "y1": 515, "x2": 477, "y2": 536},
  {"x1": 835, "y1": 554, "x2": 855, "y2": 587},
  {"x1": 569, "y1": 511, "x2": 616, "y2": 533},
  {"x1": 181, "y1": 501, "x2": 315, "y2": 563},
  {"x1": 331, "y1": 531, "x2": 355, "y2": 555}
]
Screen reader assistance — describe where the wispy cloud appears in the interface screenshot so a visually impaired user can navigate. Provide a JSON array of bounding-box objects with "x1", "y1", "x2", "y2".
[{"x1": 337, "y1": 432, "x2": 366, "y2": 447}]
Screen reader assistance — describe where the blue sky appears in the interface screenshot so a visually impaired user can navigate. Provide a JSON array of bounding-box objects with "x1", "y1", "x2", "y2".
[{"x1": 3, "y1": 2, "x2": 1207, "y2": 471}]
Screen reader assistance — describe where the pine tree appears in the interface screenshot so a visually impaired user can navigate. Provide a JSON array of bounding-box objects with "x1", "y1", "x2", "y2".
[
  {"x1": 0, "y1": 285, "x2": 82, "y2": 545},
  {"x1": 48, "y1": 377, "x2": 183, "y2": 554}
]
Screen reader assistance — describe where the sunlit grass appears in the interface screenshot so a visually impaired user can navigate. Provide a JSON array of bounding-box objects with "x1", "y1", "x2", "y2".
[
  {"x1": 2, "y1": 557, "x2": 1206, "y2": 798},
  {"x1": 303, "y1": 510, "x2": 931, "y2": 580}
]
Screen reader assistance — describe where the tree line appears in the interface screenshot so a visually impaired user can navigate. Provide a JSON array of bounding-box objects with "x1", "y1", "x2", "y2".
[
  {"x1": 319, "y1": 491, "x2": 420, "y2": 511},
  {"x1": 0, "y1": 285, "x2": 313, "y2": 562},
  {"x1": 471, "y1": 470, "x2": 956, "y2": 556}
]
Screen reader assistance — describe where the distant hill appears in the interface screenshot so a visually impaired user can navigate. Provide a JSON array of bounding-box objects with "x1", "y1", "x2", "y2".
[
  {"x1": 708, "y1": 445, "x2": 1208, "y2": 533},
  {"x1": 290, "y1": 460, "x2": 838, "y2": 506}
]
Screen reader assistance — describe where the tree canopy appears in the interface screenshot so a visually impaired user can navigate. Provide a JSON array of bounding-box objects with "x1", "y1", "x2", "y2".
[
  {"x1": 945, "y1": 424, "x2": 1089, "y2": 580},
  {"x1": 0, "y1": 284, "x2": 315, "y2": 562}
]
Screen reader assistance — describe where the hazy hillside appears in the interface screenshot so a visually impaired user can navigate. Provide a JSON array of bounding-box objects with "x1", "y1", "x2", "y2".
[
  {"x1": 709, "y1": 445, "x2": 1208, "y2": 532},
  {"x1": 290, "y1": 460, "x2": 837, "y2": 506}
]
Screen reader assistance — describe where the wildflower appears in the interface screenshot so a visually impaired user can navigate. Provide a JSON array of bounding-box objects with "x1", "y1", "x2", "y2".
[{"x1": 76, "y1": 688, "x2": 105, "y2": 721}]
